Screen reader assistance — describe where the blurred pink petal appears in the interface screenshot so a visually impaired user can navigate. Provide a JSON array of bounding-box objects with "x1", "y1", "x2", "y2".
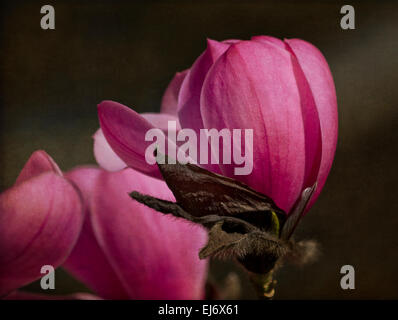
[
  {"x1": 90, "y1": 168, "x2": 208, "y2": 299},
  {"x1": 3, "y1": 290, "x2": 101, "y2": 300},
  {"x1": 15, "y1": 150, "x2": 62, "y2": 185},
  {"x1": 63, "y1": 167, "x2": 130, "y2": 299},
  {"x1": 93, "y1": 129, "x2": 127, "y2": 172},
  {"x1": 0, "y1": 169, "x2": 84, "y2": 296},
  {"x1": 160, "y1": 70, "x2": 188, "y2": 115}
]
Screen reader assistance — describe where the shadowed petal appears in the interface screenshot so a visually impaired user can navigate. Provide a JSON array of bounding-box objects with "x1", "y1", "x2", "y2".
[
  {"x1": 0, "y1": 172, "x2": 84, "y2": 296},
  {"x1": 90, "y1": 168, "x2": 208, "y2": 299},
  {"x1": 63, "y1": 167, "x2": 130, "y2": 299}
]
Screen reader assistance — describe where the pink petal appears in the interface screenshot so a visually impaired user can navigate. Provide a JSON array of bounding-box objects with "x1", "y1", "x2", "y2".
[
  {"x1": 253, "y1": 36, "x2": 323, "y2": 196},
  {"x1": 178, "y1": 39, "x2": 230, "y2": 134},
  {"x1": 251, "y1": 35, "x2": 286, "y2": 49},
  {"x1": 201, "y1": 40, "x2": 307, "y2": 213},
  {"x1": 141, "y1": 113, "x2": 181, "y2": 132},
  {"x1": 98, "y1": 101, "x2": 163, "y2": 178},
  {"x1": 93, "y1": 129, "x2": 127, "y2": 172},
  {"x1": 90, "y1": 168, "x2": 208, "y2": 299},
  {"x1": 222, "y1": 39, "x2": 241, "y2": 44},
  {"x1": 15, "y1": 150, "x2": 62, "y2": 185},
  {"x1": 285, "y1": 46, "x2": 323, "y2": 192},
  {"x1": 3, "y1": 290, "x2": 101, "y2": 300},
  {"x1": 177, "y1": 39, "x2": 231, "y2": 173},
  {"x1": 160, "y1": 70, "x2": 188, "y2": 115},
  {"x1": 63, "y1": 167, "x2": 130, "y2": 299},
  {"x1": 285, "y1": 39, "x2": 338, "y2": 211},
  {"x1": 0, "y1": 172, "x2": 84, "y2": 296}
]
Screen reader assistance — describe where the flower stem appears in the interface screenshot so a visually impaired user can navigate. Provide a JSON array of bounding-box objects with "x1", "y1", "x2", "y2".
[{"x1": 249, "y1": 270, "x2": 276, "y2": 300}]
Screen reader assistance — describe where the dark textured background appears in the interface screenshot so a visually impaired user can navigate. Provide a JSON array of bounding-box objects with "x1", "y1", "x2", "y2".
[{"x1": 1, "y1": 0, "x2": 397, "y2": 299}]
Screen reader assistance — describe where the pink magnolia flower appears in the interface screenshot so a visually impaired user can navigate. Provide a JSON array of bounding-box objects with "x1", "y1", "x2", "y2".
[
  {"x1": 1, "y1": 150, "x2": 207, "y2": 300},
  {"x1": 96, "y1": 36, "x2": 338, "y2": 214},
  {"x1": 63, "y1": 164, "x2": 208, "y2": 299},
  {"x1": 0, "y1": 151, "x2": 84, "y2": 297}
]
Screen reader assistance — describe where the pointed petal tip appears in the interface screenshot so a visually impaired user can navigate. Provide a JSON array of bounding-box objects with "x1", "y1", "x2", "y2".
[
  {"x1": 15, "y1": 150, "x2": 62, "y2": 185},
  {"x1": 205, "y1": 37, "x2": 217, "y2": 45},
  {"x1": 97, "y1": 100, "x2": 109, "y2": 110},
  {"x1": 96, "y1": 101, "x2": 164, "y2": 178},
  {"x1": 97, "y1": 100, "x2": 130, "y2": 117},
  {"x1": 206, "y1": 38, "x2": 230, "y2": 59}
]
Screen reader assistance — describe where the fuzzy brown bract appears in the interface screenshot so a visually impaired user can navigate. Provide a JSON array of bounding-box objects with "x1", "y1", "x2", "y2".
[{"x1": 130, "y1": 153, "x2": 318, "y2": 275}]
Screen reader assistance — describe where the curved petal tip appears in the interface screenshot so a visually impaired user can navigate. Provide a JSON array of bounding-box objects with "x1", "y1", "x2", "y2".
[{"x1": 15, "y1": 150, "x2": 62, "y2": 185}]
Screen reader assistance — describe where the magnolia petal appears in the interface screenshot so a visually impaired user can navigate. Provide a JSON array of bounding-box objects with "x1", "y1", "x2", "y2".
[
  {"x1": 253, "y1": 36, "x2": 323, "y2": 195},
  {"x1": 222, "y1": 39, "x2": 241, "y2": 45},
  {"x1": 177, "y1": 39, "x2": 230, "y2": 174},
  {"x1": 285, "y1": 39, "x2": 338, "y2": 211},
  {"x1": 98, "y1": 101, "x2": 161, "y2": 178},
  {"x1": 285, "y1": 43, "x2": 323, "y2": 193},
  {"x1": 160, "y1": 70, "x2": 188, "y2": 115},
  {"x1": 178, "y1": 39, "x2": 230, "y2": 134},
  {"x1": 97, "y1": 100, "x2": 156, "y2": 176},
  {"x1": 251, "y1": 35, "x2": 286, "y2": 49},
  {"x1": 90, "y1": 168, "x2": 208, "y2": 299},
  {"x1": 141, "y1": 113, "x2": 181, "y2": 132},
  {"x1": 201, "y1": 40, "x2": 306, "y2": 213},
  {"x1": 0, "y1": 173, "x2": 84, "y2": 296},
  {"x1": 15, "y1": 150, "x2": 62, "y2": 185},
  {"x1": 3, "y1": 290, "x2": 101, "y2": 300},
  {"x1": 93, "y1": 129, "x2": 127, "y2": 172},
  {"x1": 63, "y1": 167, "x2": 129, "y2": 299},
  {"x1": 94, "y1": 109, "x2": 181, "y2": 174}
]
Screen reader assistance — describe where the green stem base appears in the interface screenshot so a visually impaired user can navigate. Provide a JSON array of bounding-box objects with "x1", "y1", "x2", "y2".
[{"x1": 249, "y1": 270, "x2": 276, "y2": 300}]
